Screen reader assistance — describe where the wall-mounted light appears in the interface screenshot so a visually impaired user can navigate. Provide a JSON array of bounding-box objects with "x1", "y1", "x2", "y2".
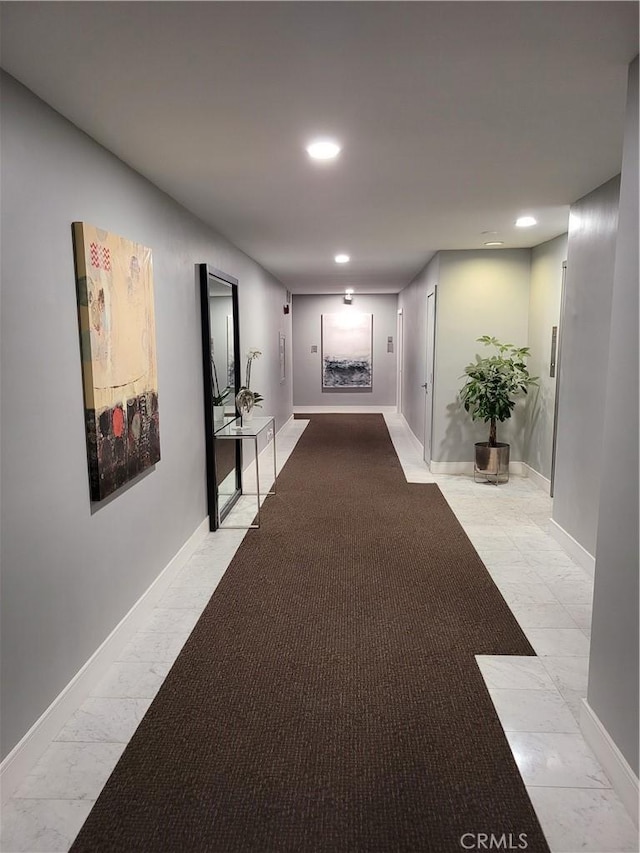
[{"x1": 344, "y1": 288, "x2": 354, "y2": 304}]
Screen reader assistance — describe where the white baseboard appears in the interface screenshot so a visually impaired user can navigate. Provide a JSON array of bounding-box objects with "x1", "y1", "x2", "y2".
[
  {"x1": 0, "y1": 517, "x2": 210, "y2": 804},
  {"x1": 549, "y1": 518, "x2": 596, "y2": 578},
  {"x1": 280, "y1": 413, "x2": 294, "y2": 429},
  {"x1": 429, "y1": 460, "x2": 527, "y2": 476},
  {"x1": 429, "y1": 460, "x2": 473, "y2": 475},
  {"x1": 522, "y1": 463, "x2": 551, "y2": 494},
  {"x1": 399, "y1": 415, "x2": 425, "y2": 456},
  {"x1": 580, "y1": 699, "x2": 639, "y2": 826},
  {"x1": 387, "y1": 417, "x2": 531, "y2": 479},
  {"x1": 293, "y1": 405, "x2": 397, "y2": 414}
]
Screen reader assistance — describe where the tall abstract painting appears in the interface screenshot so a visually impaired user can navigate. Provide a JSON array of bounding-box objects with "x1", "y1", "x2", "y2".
[
  {"x1": 321, "y1": 313, "x2": 373, "y2": 388},
  {"x1": 72, "y1": 223, "x2": 160, "y2": 501}
]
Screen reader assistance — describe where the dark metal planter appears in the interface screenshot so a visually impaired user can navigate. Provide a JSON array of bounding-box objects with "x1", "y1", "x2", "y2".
[{"x1": 474, "y1": 441, "x2": 510, "y2": 485}]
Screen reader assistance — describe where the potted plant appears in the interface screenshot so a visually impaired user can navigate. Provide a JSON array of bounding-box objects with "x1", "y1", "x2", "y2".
[
  {"x1": 460, "y1": 335, "x2": 538, "y2": 483},
  {"x1": 235, "y1": 348, "x2": 264, "y2": 422}
]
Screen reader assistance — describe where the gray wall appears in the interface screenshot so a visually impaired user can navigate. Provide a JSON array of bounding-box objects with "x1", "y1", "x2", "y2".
[
  {"x1": 524, "y1": 234, "x2": 568, "y2": 481},
  {"x1": 236, "y1": 272, "x2": 292, "y2": 434},
  {"x1": 552, "y1": 176, "x2": 620, "y2": 556},
  {"x1": 0, "y1": 73, "x2": 291, "y2": 758},
  {"x1": 588, "y1": 57, "x2": 638, "y2": 775},
  {"x1": 397, "y1": 254, "x2": 438, "y2": 443},
  {"x1": 433, "y1": 250, "x2": 532, "y2": 463},
  {"x1": 292, "y1": 294, "x2": 398, "y2": 407}
]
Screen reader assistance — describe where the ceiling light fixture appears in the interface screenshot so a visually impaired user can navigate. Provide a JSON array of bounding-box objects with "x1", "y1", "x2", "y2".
[
  {"x1": 334, "y1": 254, "x2": 350, "y2": 264},
  {"x1": 515, "y1": 216, "x2": 537, "y2": 228},
  {"x1": 484, "y1": 241, "x2": 504, "y2": 247},
  {"x1": 306, "y1": 139, "x2": 341, "y2": 161}
]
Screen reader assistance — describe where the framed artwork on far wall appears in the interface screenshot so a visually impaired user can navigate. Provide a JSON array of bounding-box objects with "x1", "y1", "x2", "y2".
[
  {"x1": 279, "y1": 332, "x2": 286, "y2": 384},
  {"x1": 72, "y1": 222, "x2": 161, "y2": 501},
  {"x1": 321, "y1": 312, "x2": 373, "y2": 389}
]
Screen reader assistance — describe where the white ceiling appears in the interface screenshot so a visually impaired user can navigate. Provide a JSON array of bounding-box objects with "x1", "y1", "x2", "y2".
[{"x1": 1, "y1": 2, "x2": 637, "y2": 293}]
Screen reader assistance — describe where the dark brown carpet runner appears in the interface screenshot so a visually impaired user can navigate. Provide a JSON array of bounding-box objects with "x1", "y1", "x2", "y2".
[{"x1": 71, "y1": 414, "x2": 550, "y2": 852}]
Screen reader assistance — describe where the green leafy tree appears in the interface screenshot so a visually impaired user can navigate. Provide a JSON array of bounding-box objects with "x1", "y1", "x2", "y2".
[{"x1": 460, "y1": 336, "x2": 538, "y2": 447}]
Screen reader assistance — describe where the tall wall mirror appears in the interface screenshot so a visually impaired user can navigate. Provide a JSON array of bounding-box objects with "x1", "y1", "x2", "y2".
[{"x1": 199, "y1": 264, "x2": 241, "y2": 529}]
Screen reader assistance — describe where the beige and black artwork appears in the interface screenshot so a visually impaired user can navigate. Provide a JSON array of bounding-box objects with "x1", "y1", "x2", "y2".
[{"x1": 72, "y1": 222, "x2": 160, "y2": 501}]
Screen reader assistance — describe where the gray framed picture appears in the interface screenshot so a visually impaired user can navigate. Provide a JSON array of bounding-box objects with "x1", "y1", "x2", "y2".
[{"x1": 321, "y1": 313, "x2": 373, "y2": 388}]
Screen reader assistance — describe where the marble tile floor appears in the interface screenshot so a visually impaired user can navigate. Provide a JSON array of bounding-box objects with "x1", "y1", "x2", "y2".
[
  {"x1": 2, "y1": 415, "x2": 637, "y2": 852},
  {"x1": 384, "y1": 413, "x2": 638, "y2": 853},
  {"x1": 0, "y1": 418, "x2": 308, "y2": 853}
]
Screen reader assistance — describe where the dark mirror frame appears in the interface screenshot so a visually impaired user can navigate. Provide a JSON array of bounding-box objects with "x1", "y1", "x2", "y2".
[{"x1": 199, "y1": 264, "x2": 242, "y2": 530}]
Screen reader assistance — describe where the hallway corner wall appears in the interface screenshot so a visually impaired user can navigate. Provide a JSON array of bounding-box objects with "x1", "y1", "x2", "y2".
[
  {"x1": 291, "y1": 293, "x2": 398, "y2": 407},
  {"x1": 587, "y1": 55, "x2": 639, "y2": 780},
  {"x1": 432, "y1": 250, "x2": 531, "y2": 464},
  {"x1": 551, "y1": 175, "x2": 620, "y2": 557},
  {"x1": 0, "y1": 72, "x2": 292, "y2": 759},
  {"x1": 397, "y1": 254, "x2": 439, "y2": 445}
]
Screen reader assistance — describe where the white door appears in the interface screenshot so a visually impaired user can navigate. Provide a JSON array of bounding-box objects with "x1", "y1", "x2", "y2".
[
  {"x1": 396, "y1": 309, "x2": 404, "y2": 413},
  {"x1": 423, "y1": 288, "x2": 437, "y2": 466}
]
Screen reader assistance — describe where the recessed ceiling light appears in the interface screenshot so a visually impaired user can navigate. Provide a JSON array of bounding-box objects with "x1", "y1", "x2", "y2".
[
  {"x1": 515, "y1": 216, "x2": 537, "y2": 228},
  {"x1": 306, "y1": 139, "x2": 341, "y2": 160},
  {"x1": 484, "y1": 241, "x2": 504, "y2": 247},
  {"x1": 335, "y1": 254, "x2": 350, "y2": 264}
]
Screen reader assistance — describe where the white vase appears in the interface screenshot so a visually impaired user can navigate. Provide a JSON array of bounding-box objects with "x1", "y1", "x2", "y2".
[{"x1": 235, "y1": 389, "x2": 256, "y2": 424}]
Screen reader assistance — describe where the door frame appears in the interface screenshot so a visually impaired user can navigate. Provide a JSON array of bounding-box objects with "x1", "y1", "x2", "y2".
[
  {"x1": 550, "y1": 260, "x2": 567, "y2": 497},
  {"x1": 423, "y1": 285, "x2": 437, "y2": 467},
  {"x1": 396, "y1": 308, "x2": 404, "y2": 413}
]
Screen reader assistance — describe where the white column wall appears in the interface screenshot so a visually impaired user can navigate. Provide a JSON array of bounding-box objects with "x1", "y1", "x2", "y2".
[
  {"x1": 551, "y1": 177, "x2": 620, "y2": 557},
  {"x1": 587, "y1": 56, "x2": 639, "y2": 778}
]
